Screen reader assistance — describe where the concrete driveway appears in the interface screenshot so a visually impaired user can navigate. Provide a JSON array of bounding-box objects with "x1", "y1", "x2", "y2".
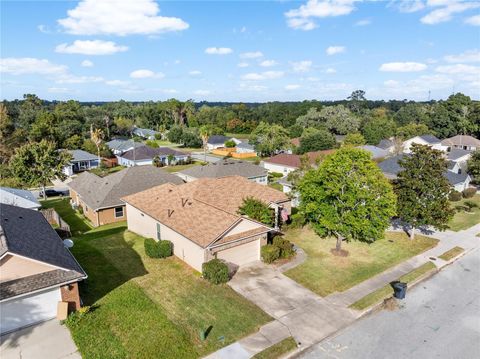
[
  {"x1": 229, "y1": 262, "x2": 357, "y2": 347},
  {"x1": 0, "y1": 320, "x2": 80, "y2": 359}
]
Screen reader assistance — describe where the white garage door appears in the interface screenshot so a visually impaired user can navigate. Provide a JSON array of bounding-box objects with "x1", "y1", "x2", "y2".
[
  {"x1": 0, "y1": 287, "x2": 61, "y2": 334},
  {"x1": 217, "y1": 239, "x2": 260, "y2": 267}
]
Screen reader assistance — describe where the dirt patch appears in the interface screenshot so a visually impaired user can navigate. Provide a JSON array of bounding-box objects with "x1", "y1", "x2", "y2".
[
  {"x1": 383, "y1": 297, "x2": 398, "y2": 311},
  {"x1": 330, "y1": 248, "x2": 349, "y2": 257}
]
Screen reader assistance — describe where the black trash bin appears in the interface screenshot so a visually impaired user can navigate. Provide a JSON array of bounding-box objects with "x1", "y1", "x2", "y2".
[{"x1": 392, "y1": 282, "x2": 407, "y2": 299}]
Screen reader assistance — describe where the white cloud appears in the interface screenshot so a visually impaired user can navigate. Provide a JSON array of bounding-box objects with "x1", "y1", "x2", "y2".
[
  {"x1": 285, "y1": 84, "x2": 301, "y2": 90},
  {"x1": 56, "y1": 75, "x2": 104, "y2": 84},
  {"x1": 326, "y1": 46, "x2": 346, "y2": 55},
  {"x1": 285, "y1": 0, "x2": 358, "y2": 30},
  {"x1": 465, "y1": 14, "x2": 480, "y2": 26},
  {"x1": 325, "y1": 67, "x2": 337, "y2": 74},
  {"x1": 37, "y1": 24, "x2": 51, "y2": 33},
  {"x1": 130, "y1": 69, "x2": 164, "y2": 79},
  {"x1": 194, "y1": 90, "x2": 210, "y2": 96},
  {"x1": 242, "y1": 71, "x2": 284, "y2": 81},
  {"x1": 81, "y1": 59, "x2": 94, "y2": 67},
  {"x1": 393, "y1": 0, "x2": 425, "y2": 13},
  {"x1": 435, "y1": 64, "x2": 480, "y2": 75},
  {"x1": 0, "y1": 57, "x2": 68, "y2": 75},
  {"x1": 444, "y1": 49, "x2": 480, "y2": 63},
  {"x1": 355, "y1": 19, "x2": 371, "y2": 26},
  {"x1": 384, "y1": 79, "x2": 400, "y2": 87},
  {"x1": 240, "y1": 51, "x2": 263, "y2": 59},
  {"x1": 47, "y1": 87, "x2": 68, "y2": 93},
  {"x1": 291, "y1": 60, "x2": 313, "y2": 72},
  {"x1": 238, "y1": 62, "x2": 249, "y2": 68},
  {"x1": 238, "y1": 83, "x2": 268, "y2": 92},
  {"x1": 421, "y1": 1, "x2": 480, "y2": 25},
  {"x1": 205, "y1": 47, "x2": 233, "y2": 55},
  {"x1": 379, "y1": 62, "x2": 427, "y2": 72},
  {"x1": 189, "y1": 70, "x2": 202, "y2": 76},
  {"x1": 260, "y1": 60, "x2": 278, "y2": 67},
  {"x1": 58, "y1": 0, "x2": 189, "y2": 35},
  {"x1": 105, "y1": 80, "x2": 130, "y2": 86},
  {"x1": 55, "y1": 40, "x2": 128, "y2": 55}
]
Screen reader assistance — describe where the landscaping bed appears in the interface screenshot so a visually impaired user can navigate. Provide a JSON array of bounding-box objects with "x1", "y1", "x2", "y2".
[
  {"x1": 349, "y1": 262, "x2": 437, "y2": 310},
  {"x1": 449, "y1": 194, "x2": 480, "y2": 231},
  {"x1": 253, "y1": 337, "x2": 297, "y2": 359},
  {"x1": 438, "y1": 246, "x2": 465, "y2": 261},
  {"x1": 68, "y1": 225, "x2": 270, "y2": 358},
  {"x1": 283, "y1": 227, "x2": 438, "y2": 297}
]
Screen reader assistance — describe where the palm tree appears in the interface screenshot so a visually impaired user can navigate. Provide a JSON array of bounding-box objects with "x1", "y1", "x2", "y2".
[
  {"x1": 199, "y1": 126, "x2": 211, "y2": 163},
  {"x1": 90, "y1": 125, "x2": 104, "y2": 165}
]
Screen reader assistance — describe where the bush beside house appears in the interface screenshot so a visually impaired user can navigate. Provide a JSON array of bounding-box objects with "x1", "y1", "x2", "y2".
[
  {"x1": 261, "y1": 245, "x2": 280, "y2": 263},
  {"x1": 463, "y1": 188, "x2": 476, "y2": 198},
  {"x1": 144, "y1": 238, "x2": 173, "y2": 258},
  {"x1": 202, "y1": 259, "x2": 229, "y2": 284}
]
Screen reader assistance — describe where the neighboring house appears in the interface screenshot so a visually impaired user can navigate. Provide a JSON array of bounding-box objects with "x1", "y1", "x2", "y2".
[
  {"x1": 122, "y1": 176, "x2": 291, "y2": 271},
  {"x1": 262, "y1": 150, "x2": 335, "y2": 175},
  {"x1": 357, "y1": 145, "x2": 389, "y2": 160},
  {"x1": 68, "y1": 166, "x2": 184, "y2": 227},
  {"x1": 441, "y1": 135, "x2": 480, "y2": 152},
  {"x1": 446, "y1": 149, "x2": 472, "y2": 174},
  {"x1": 63, "y1": 149, "x2": 99, "y2": 176},
  {"x1": 0, "y1": 187, "x2": 41, "y2": 210},
  {"x1": 206, "y1": 135, "x2": 241, "y2": 150},
  {"x1": 177, "y1": 159, "x2": 268, "y2": 184},
  {"x1": 0, "y1": 204, "x2": 87, "y2": 334},
  {"x1": 402, "y1": 135, "x2": 443, "y2": 153},
  {"x1": 377, "y1": 138, "x2": 396, "y2": 153},
  {"x1": 236, "y1": 141, "x2": 256, "y2": 154},
  {"x1": 132, "y1": 127, "x2": 159, "y2": 140},
  {"x1": 278, "y1": 176, "x2": 299, "y2": 207},
  {"x1": 378, "y1": 154, "x2": 472, "y2": 192},
  {"x1": 106, "y1": 139, "x2": 145, "y2": 155},
  {"x1": 117, "y1": 146, "x2": 189, "y2": 167}
]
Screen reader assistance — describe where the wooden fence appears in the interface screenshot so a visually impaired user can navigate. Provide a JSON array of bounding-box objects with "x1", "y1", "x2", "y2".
[{"x1": 41, "y1": 208, "x2": 71, "y2": 237}]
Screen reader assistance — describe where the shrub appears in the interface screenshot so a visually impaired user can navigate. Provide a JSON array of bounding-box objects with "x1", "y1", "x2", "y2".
[
  {"x1": 144, "y1": 238, "x2": 173, "y2": 258},
  {"x1": 146, "y1": 140, "x2": 159, "y2": 148},
  {"x1": 464, "y1": 200, "x2": 478, "y2": 212},
  {"x1": 462, "y1": 188, "x2": 476, "y2": 198},
  {"x1": 261, "y1": 244, "x2": 280, "y2": 264},
  {"x1": 449, "y1": 190, "x2": 462, "y2": 202},
  {"x1": 154, "y1": 133, "x2": 163, "y2": 140},
  {"x1": 224, "y1": 139, "x2": 236, "y2": 148},
  {"x1": 455, "y1": 205, "x2": 467, "y2": 213},
  {"x1": 62, "y1": 306, "x2": 91, "y2": 327},
  {"x1": 202, "y1": 259, "x2": 229, "y2": 284},
  {"x1": 273, "y1": 237, "x2": 295, "y2": 258}
]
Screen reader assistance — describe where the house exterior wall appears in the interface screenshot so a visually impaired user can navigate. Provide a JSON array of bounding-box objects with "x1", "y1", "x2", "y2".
[
  {"x1": 263, "y1": 162, "x2": 297, "y2": 175},
  {"x1": 403, "y1": 137, "x2": 444, "y2": 153},
  {"x1": 97, "y1": 206, "x2": 127, "y2": 226},
  {"x1": 248, "y1": 175, "x2": 268, "y2": 185},
  {"x1": 215, "y1": 238, "x2": 261, "y2": 266},
  {"x1": 236, "y1": 147, "x2": 255, "y2": 154},
  {"x1": 125, "y1": 204, "x2": 206, "y2": 272},
  {"x1": 453, "y1": 176, "x2": 472, "y2": 192},
  {"x1": 60, "y1": 282, "x2": 81, "y2": 312},
  {"x1": 0, "y1": 255, "x2": 55, "y2": 282},
  {"x1": 223, "y1": 219, "x2": 265, "y2": 237}
]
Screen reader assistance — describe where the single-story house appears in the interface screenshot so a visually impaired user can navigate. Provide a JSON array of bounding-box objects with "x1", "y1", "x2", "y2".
[
  {"x1": 116, "y1": 146, "x2": 189, "y2": 167},
  {"x1": 236, "y1": 141, "x2": 256, "y2": 154},
  {"x1": 262, "y1": 150, "x2": 335, "y2": 175},
  {"x1": 63, "y1": 149, "x2": 99, "y2": 176},
  {"x1": 278, "y1": 176, "x2": 300, "y2": 207},
  {"x1": 106, "y1": 139, "x2": 145, "y2": 155},
  {"x1": 446, "y1": 149, "x2": 472, "y2": 174},
  {"x1": 177, "y1": 159, "x2": 268, "y2": 184},
  {"x1": 0, "y1": 204, "x2": 87, "y2": 334},
  {"x1": 68, "y1": 166, "x2": 184, "y2": 227},
  {"x1": 378, "y1": 154, "x2": 472, "y2": 192},
  {"x1": 132, "y1": 127, "x2": 159, "y2": 140},
  {"x1": 357, "y1": 145, "x2": 389, "y2": 160},
  {"x1": 206, "y1": 135, "x2": 241, "y2": 150},
  {"x1": 402, "y1": 135, "x2": 443, "y2": 153},
  {"x1": 377, "y1": 138, "x2": 396, "y2": 153},
  {"x1": 122, "y1": 176, "x2": 291, "y2": 271},
  {"x1": 0, "y1": 187, "x2": 41, "y2": 210},
  {"x1": 441, "y1": 135, "x2": 480, "y2": 152}
]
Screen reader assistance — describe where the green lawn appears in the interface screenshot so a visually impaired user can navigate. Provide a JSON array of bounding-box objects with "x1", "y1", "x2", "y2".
[
  {"x1": 67, "y1": 225, "x2": 271, "y2": 358},
  {"x1": 449, "y1": 195, "x2": 480, "y2": 231},
  {"x1": 349, "y1": 262, "x2": 437, "y2": 310},
  {"x1": 40, "y1": 198, "x2": 92, "y2": 235},
  {"x1": 163, "y1": 162, "x2": 201, "y2": 173},
  {"x1": 438, "y1": 246, "x2": 464, "y2": 261},
  {"x1": 284, "y1": 227, "x2": 439, "y2": 297},
  {"x1": 89, "y1": 165, "x2": 125, "y2": 177},
  {"x1": 253, "y1": 337, "x2": 297, "y2": 359},
  {"x1": 268, "y1": 182, "x2": 283, "y2": 191}
]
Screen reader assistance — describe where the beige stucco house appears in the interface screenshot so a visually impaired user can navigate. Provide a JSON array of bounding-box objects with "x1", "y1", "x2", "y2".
[{"x1": 122, "y1": 176, "x2": 291, "y2": 271}]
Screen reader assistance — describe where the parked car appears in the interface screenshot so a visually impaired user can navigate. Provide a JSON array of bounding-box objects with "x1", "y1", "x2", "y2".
[{"x1": 40, "y1": 189, "x2": 69, "y2": 197}]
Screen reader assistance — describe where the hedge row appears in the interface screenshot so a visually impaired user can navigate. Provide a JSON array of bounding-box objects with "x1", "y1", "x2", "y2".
[{"x1": 144, "y1": 238, "x2": 173, "y2": 258}]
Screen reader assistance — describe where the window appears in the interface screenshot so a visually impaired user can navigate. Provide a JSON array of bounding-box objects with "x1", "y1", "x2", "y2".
[
  {"x1": 156, "y1": 223, "x2": 161, "y2": 240},
  {"x1": 114, "y1": 206, "x2": 124, "y2": 218}
]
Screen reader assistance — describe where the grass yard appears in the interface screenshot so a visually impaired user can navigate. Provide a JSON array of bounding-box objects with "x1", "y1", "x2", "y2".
[
  {"x1": 438, "y1": 246, "x2": 464, "y2": 261},
  {"x1": 449, "y1": 195, "x2": 480, "y2": 231},
  {"x1": 163, "y1": 162, "x2": 201, "y2": 173},
  {"x1": 89, "y1": 165, "x2": 125, "y2": 177},
  {"x1": 68, "y1": 225, "x2": 271, "y2": 358},
  {"x1": 41, "y1": 197, "x2": 92, "y2": 235},
  {"x1": 349, "y1": 262, "x2": 437, "y2": 310},
  {"x1": 284, "y1": 227, "x2": 439, "y2": 297},
  {"x1": 268, "y1": 182, "x2": 283, "y2": 191},
  {"x1": 253, "y1": 337, "x2": 297, "y2": 359}
]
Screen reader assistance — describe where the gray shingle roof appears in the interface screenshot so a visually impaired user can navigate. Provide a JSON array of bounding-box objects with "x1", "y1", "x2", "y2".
[
  {"x1": 133, "y1": 127, "x2": 158, "y2": 138},
  {"x1": 418, "y1": 134, "x2": 441, "y2": 144},
  {"x1": 0, "y1": 187, "x2": 40, "y2": 209},
  {"x1": 441, "y1": 135, "x2": 480, "y2": 147},
  {"x1": 179, "y1": 159, "x2": 267, "y2": 180},
  {"x1": 357, "y1": 145, "x2": 389, "y2": 159},
  {"x1": 447, "y1": 148, "x2": 472, "y2": 161},
  {"x1": 119, "y1": 146, "x2": 188, "y2": 161},
  {"x1": 377, "y1": 139, "x2": 394, "y2": 150},
  {"x1": 237, "y1": 141, "x2": 254, "y2": 150},
  {"x1": 208, "y1": 135, "x2": 231, "y2": 144},
  {"x1": 106, "y1": 139, "x2": 145, "y2": 153},
  {"x1": 0, "y1": 204, "x2": 86, "y2": 285},
  {"x1": 444, "y1": 171, "x2": 470, "y2": 185},
  {"x1": 68, "y1": 149, "x2": 98, "y2": 162},
  {"x1": 68, "y1": 166, "x2": 184, "y2": 210}
]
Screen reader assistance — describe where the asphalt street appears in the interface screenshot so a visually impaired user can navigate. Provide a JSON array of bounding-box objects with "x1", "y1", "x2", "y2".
[{"x1": 299, "y1": 248, "x2": 480, "y2": 359}]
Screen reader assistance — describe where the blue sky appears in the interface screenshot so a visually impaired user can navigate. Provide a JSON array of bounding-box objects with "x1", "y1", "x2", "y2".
[{"x1": 1, "y1": 0, "x2": 479, "y2": 102}]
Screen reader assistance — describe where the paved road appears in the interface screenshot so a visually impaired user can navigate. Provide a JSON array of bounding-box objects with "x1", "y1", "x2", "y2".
[
  {"x1": 299, "y1": 248, "x2": 480, "y2": 359},
  {"x1": 190, "y1": 152, "x2": 222, "y2": 163}
]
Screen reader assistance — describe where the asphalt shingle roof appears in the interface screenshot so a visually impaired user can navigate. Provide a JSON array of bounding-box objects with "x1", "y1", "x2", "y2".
[
  {"x1": 237, "y1": 141, "x2": 254, "y2": 150},
  {"x1": 0, "y1": 187, "x2": 40, "y2": 209},
  {"x1": 68, "y1": 166, "x2": 184, "y2": 210},
  {"x1": 68, "y1": 149, "x2": 98, "y2": 162},
  {"x1": 106, "y1": 139, "x2": 145, "y2": 153},
  {"x1": 208, "y1": 135, "x2": 231, "y2": 144},
  {"x1": 357, "y1": 145, "x2": 389, "y2": 159},
  {"x1": 119, "y1": 146, "x2": 188, "y2": 161},
  {"x1": 133, "y1": 127, "x2": 158, "y2": 137},
  {"x1": 418, "y1": 134, "x2": 441, "y2": 144},
  {"x1": 447, "y1": 148, "x2": 472, "y2": 161},
  {"x1": 377, "y1": 139, "x2": 394, "y2": 150},
  {"x1": 441, "y1": 135, "x2": 480, "y2": 147},
  {"x1": 179, "y1": 159, "x2": 267, "y2": 179}
]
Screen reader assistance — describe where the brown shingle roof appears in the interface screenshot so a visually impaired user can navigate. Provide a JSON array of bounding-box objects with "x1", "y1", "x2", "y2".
[
  {"x1": 122, "y1": 176, "x2": 288, "y2": 248},
  {"x1": 264, "y1": 150, "x2": 336, "y2": 169},
  {"x1": 441, "y1": 135, "x2": 480, "y2": 147}
]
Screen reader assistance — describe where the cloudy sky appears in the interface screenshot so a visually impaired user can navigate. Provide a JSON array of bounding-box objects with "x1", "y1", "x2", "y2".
[{"x1": 1, "y1": 0, "x2": 479, "y2": 102}]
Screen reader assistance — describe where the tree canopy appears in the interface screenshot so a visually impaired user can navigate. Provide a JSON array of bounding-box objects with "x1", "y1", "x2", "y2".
[{"x1": 250, "y1": 121, "x2": 290, "y2": 157}]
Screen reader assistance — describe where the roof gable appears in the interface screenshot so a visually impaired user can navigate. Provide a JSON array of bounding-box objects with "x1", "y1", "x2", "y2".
[
  {"x1": 179, "y1": 160, "x2": 266, "y2": 179},
  {"x1": 0, "y1": 187, "x2": 40, "y2": 209}
]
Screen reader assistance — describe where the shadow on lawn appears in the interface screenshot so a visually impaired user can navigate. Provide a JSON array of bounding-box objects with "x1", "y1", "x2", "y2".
[{"x1": 72, "y1": 227, "x2": 147, "y2": 305}]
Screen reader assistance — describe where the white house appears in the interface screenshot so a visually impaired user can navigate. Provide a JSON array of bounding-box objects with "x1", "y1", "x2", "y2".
[
  {"x1": 116, "y1": 146, "x2": 189, "y2": 167},
  {"x1": 403, "y1": 135, "x2": 443, "y2": 154},
  {"x1": 132, "y1": 127, "x2": 159, "y2": 140},
  {"x1": 441, "y1": 135, "x2": 480, "y2": 152},
  {"x1": 446, "y1": 149, "x2": 472, "y2": 174},
  {"x1": 206, "y1": 135, "x2": 241, "y2": 150},
  {"x1": 262, "y1": 153, "x2": 301, "y2": 175},
  {"x1": 0, "y1": 187, "x2": 41, "y2": 210},
  {"x1": 106, "y1": 139, "x2": 144, "y2": 155},
  {"x1": 63, "y1": 150, "x2": 99, "y2": 177},
  {"x1": 236, "y1": 141, "x2": 257, "y2": 154}
]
